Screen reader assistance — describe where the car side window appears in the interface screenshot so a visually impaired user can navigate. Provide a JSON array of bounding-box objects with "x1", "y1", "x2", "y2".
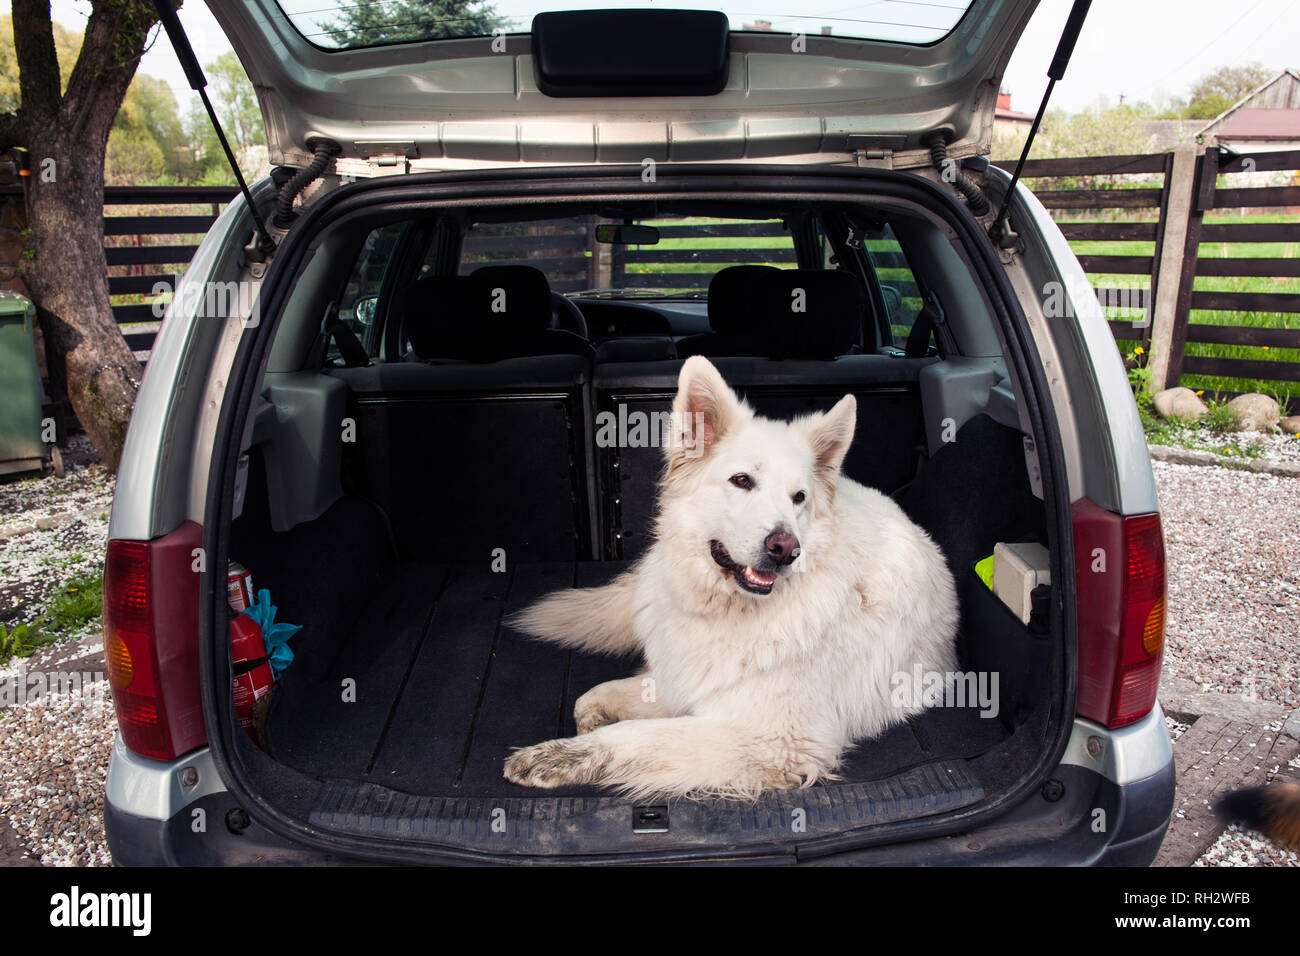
[
  {"x1": 865, "y1": 228, "x2": 924, "y2": 347},
  {"x1": 335, "y1": 222, "x2": 407, "y2": 358}
]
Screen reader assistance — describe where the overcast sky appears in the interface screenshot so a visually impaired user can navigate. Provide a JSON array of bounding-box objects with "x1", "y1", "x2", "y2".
[{"x1": 4, "y1": 0, "x2": 1298, "y2": 116}]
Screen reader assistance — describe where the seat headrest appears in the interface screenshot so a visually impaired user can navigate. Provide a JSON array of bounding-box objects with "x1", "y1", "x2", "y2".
[
  {"x1": 470, "y1": 265, "x2": 553, "y2": 327},
  {"x1": 705, "y1": 267, "x2": 865, "y2": 359},
  {"x1": 707, "y1": 265, "x2": 782, "y2": 334},
  {"x1": 764, "y1": 269, "x2": 866, "y2": 360},
  {"x1": 399, "y1": 274, "x2": 590, "y2": 362}
]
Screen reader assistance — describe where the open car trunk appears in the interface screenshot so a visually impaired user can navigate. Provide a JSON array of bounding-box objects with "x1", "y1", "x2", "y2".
[
  {"x1": 225, "y1": 403, "x2": 1056, "y2": 858},
  {"x1": 207, "y1": 168, "x2": 1070, "y2": 862}
]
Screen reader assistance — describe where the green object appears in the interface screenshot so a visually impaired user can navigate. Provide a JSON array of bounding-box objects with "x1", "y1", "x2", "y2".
[
  {"x1": 975, "y1": 553, "x2": 995, "y2": 590},
  {"x1": 0, "y1": 291, "x2": 46, "y2": 477}
]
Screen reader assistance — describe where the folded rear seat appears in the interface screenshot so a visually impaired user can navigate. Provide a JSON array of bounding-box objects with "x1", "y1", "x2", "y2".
[
  {"x1": 592, "y1": 267, "x2": 933, "y2": 558},
  {"x1": 329, "y1": 269, "x2": 597, "y2": 563}
]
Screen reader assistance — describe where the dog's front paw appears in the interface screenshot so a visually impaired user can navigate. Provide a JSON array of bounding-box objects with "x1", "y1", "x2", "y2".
[
  {"x1": 503, "y1": 737, "x2": 605, "y2": 788},
  {"x1": 574, "y1": 689, "x2": 619, "y2": 735}
]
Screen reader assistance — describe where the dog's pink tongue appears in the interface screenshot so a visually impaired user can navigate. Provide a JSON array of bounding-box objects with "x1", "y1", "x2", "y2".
[{"x1": 744, "y1": 567, "x2": 777, "y2": 586}]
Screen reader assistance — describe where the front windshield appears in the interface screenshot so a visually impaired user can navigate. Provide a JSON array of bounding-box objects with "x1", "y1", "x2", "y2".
[
  {"x1": 275, "y1": 1, "x2": 977, "y2": 50},
  {"x1": 459, "y1": 214, "x2": 795, "y2": 298}
]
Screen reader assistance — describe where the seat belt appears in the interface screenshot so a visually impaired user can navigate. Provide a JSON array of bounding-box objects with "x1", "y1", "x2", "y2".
[
  {"x1": 904, "y1": 291, "x2": 957, "y2": 359},
  {"x1": 325, "y1": 307, "x2": 371, "y2": 368}
]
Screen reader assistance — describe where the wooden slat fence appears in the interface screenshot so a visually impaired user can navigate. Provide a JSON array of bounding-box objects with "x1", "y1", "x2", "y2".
[
  {"x1": 997, "y1": 146, "x2": 1300, "y2": 409},
  {"x1": 994, "y1": 151, "x2": 1173, "y2": 350},
  {"x1": 1167, "y1": 147, "x2": 1300, "y2": 394},
  {"x1": 8, "y1": 152, "x2": 1296, "y2": 411},
  {"x1": 103, "y1": 186, "x2": 237, "y2": 353}
]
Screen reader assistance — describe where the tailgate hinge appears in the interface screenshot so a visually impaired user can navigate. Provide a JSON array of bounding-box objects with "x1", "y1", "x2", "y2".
[
  {"x1": 853, "y1": 148, "x2": 894, "y2": 169},
  {"x1": 356, "y1": 142, "x2": 419, "y2": 175}
]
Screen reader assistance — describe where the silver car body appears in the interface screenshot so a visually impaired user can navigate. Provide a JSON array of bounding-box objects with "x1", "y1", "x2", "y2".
[{"x1": 105, "y1": 0, "x2": 1172, "y2": 861}]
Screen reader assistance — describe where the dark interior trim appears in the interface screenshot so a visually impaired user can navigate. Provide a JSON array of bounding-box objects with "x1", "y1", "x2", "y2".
[{"x1": 201, "y1": 164, "x2": 1076, "y2": 865}]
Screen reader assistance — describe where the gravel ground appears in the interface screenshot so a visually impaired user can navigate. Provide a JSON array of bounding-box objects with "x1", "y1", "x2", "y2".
[
  {"x1": 0, "y1": 446, "x2": 1296, "y2": 866},
  {"x1": 0, "y1": 436, "x2": 116, "y2": 866},
  {"x1": 1164, "y1": 714, "x2": 1190, "y2": 741},
  {"x1": 0, "y1": 675, "x2": 114, "y2": 866},
  {"x1": 1197, "y1": 745, "x2": 1300, "y2": 870},
  {"x1": 0, "y1": 435, "x2": 113, "y2": 636},
  {"x1": 1153, "y1": 460, "x2": 1299, "y2": 867},
  {"x1": 1244, "y1": 430, "x2": 1300, "y2": 465},
  {"x1": 1153, "y1": 460, "x2": 1300, "y2": 710},
  {"x1": 1157, "y1": 423, "x2": 1300, "y2": 468},
  {"x1": 1196, "y1": 823, "x2": 1300, "y2": 867}
]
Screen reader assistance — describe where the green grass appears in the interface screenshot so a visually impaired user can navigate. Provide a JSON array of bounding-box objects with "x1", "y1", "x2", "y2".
[
  {"x1": 622, "y1": 217, "x2": 793, "y2": 290},
  {"x1": 1208, "y1": 440, "x2": 1264, "y2": 459},
  {"x1": 1137, "y1": 404, "x2": 1266, "y2": 458},
  {"x1": 0, "y1": 622, "x2": 59, "y2": 666},
  {"x1": 42, "y1": 572, "x2": 103, "y2": 636},
  {"x1": 1199, "y1": 398, "x2": 1242, "y2": 435},
  {"x1": 0, "y1": 571, "x2": 103, "y2": 666}
]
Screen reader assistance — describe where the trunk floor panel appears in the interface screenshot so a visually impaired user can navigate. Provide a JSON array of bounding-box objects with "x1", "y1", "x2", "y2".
[
  {"x1": 307, "y1": 759, "x2": 984, "y2": 856},
  {"x1": 265, "y1": 561, "x2": 1008, "y2": 803}
]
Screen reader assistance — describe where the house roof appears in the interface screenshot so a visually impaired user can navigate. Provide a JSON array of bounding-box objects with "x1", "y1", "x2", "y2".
[
  {"x1": 1214, "y1": 108, "x2": 1300, "y2": 141},
  {"x1": 995, "y1": 92, "x2": 1033, "y2": 123},
  {"x1": 1197, "y1": 68, "x2": 1300, "y2": 138}
]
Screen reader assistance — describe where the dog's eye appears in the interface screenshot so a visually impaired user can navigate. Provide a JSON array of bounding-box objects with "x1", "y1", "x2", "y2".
[
  {"x1": 792, "y1": 491, "x2": 806, "y2": 505},
  {"x1": 729, "y1": 473, "x2": 754, "y2": 490}
]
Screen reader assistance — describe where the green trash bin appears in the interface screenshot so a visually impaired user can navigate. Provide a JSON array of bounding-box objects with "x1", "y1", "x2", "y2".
[{"x1": 0, "y1": 291, "x2": 51, "y2": 478}]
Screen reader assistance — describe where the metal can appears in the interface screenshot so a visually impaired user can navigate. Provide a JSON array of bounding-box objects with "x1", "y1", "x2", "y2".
[{"x1": 227, "y1": 561, "x2": 255, "y2": 612}]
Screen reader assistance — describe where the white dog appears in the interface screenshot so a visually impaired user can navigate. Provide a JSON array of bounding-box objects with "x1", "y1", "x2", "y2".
[{"x1": 504, "y1": 356, "x2": 958, "y2": 799}]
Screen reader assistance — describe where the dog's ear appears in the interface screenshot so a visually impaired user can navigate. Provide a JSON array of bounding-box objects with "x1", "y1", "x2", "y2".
[
  {"x1": 808, "y1": 394, "x2": 856, "y2": 497},
  {"x1": 670, "y1": 356, "x2": 745, "y2": 464}
]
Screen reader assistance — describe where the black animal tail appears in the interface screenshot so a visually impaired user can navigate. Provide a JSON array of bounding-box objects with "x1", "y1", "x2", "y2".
[{"x1": 1217, "y1": 782, "x2": 1300, "y2": 851}]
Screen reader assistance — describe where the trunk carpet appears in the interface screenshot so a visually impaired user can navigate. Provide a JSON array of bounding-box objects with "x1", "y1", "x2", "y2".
[{"x1": 264, "y1": 560, "x2": 1009, "y2": 799}]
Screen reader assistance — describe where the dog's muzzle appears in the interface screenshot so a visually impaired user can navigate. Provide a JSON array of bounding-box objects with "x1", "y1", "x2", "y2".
[{"x1": 710, "y1": 539, "x2": 790, "y2": 595}]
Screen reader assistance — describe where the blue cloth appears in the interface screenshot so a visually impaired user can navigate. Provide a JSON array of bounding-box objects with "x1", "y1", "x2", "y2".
[{"x1": 241, "y1": 589, "x2": 300, "y2": 680}]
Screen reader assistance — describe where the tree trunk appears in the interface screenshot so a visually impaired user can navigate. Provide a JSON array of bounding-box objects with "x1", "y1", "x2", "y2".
[
  {"x1": 4, "y1": 0, "x2": 161, "y2": 471},
  {"x1": 19, "y1": 135, "x2": 141, "y2": 472}
]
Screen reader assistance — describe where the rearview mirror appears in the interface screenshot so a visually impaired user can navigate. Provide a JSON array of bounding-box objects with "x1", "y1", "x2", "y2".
[{"x1": 595, "y1": 223, "x2": 660, "y2": 245}]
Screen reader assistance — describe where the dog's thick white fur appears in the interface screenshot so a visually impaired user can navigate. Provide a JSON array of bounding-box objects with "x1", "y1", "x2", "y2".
[{"x1": 505, "y1": 356, "x2": 958, "y2": 799}]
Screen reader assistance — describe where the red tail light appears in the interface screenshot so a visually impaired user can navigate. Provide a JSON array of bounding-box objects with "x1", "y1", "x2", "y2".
[
  {"x1": 103, "y1": 523, "x2": 206, "y2": 761},
  {"x1": 1072, "y1": 500, "x2": 1166, "y2": 728}
]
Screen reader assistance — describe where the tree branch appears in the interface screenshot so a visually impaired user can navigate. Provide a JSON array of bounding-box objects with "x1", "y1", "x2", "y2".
[
  {"x1": 62, "y1": 0, "x2": 158, "y2": 143},
  {"x1": 11, "y1": 0, "x2": 64, "y2": 124}
]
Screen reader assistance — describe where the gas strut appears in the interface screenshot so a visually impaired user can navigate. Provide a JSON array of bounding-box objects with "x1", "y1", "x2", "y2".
[
  {"x1": 151, "y1": 0, "x2": 276, "y2": 257},
  {"x1": 990, "y1": 0, "x2": 1092, "y2": 248}
]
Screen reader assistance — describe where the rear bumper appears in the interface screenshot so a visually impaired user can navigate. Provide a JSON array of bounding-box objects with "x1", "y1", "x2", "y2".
[
  {"x1": 103, "y1": 734, "x2": 337, "y2": 866},
  {"x1": 104, "y1": 708, "x2": 1175, "y2": 866}
]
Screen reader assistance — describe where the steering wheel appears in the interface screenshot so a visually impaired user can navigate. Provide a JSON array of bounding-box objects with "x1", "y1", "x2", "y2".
[{"x1": 551, "y1": 292, "x2": 588, "y2": 339}]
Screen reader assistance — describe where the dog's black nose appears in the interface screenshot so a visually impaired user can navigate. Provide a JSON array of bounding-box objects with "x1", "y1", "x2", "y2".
[{"x1": 765, "y1": 530, "x2": 801, "y2": 565}]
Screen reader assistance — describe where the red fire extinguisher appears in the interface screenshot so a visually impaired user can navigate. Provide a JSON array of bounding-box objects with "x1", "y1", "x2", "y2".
[{"x1": 230, "y1": 614, "x2": 273, "y2": 740}]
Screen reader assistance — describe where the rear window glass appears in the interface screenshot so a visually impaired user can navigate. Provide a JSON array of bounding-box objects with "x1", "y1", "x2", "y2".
[
  {"x1": 336, "y1": 222, "x2": 406, "y2": 357},
  {"x1": 865, "y1": 227, "x2": 924, "y2": 346},
  {"x1": 276, "y1": 1, "x2": 975, "y2": 50},
  {"x1": 460, "y1": 215, "x2": 795, "y2": 298}
]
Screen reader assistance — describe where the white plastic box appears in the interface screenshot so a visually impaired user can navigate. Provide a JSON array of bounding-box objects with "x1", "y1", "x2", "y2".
[{"x1": 992, "y1": 542, "x2": 1051, "y2": 625}]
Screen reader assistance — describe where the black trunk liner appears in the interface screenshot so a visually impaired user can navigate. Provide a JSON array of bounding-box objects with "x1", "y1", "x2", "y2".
[
  {"x1": 307, "y1": 760, "x2": 984, "y2": 856},
  {"x1": 265, "y1": 560, "x2": 1008, "y2": 812}
]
